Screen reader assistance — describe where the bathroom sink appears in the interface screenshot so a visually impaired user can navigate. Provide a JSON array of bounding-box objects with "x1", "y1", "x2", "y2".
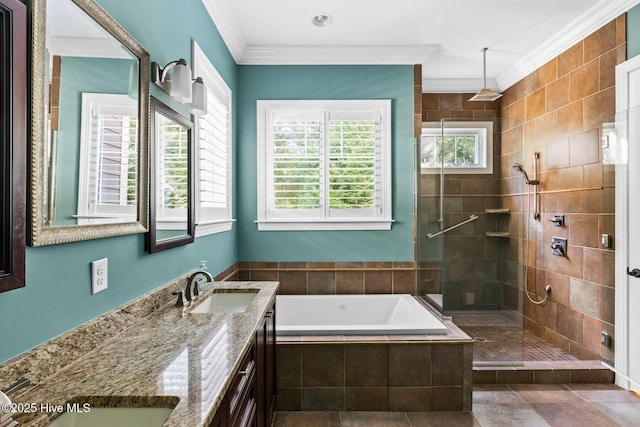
[
  {"x1": 47, "y1": 407, "x2": 174, "y2": 427},
  {"x1": 190, "y1": 290, "x2": 259, "y2": 314}
]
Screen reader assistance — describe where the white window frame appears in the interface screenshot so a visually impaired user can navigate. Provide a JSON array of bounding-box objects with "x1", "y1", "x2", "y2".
[
  {"x1": 421, "y1": 121, "x2": 493, "y2": 174},
  {"x1": 193, "y1": 41, "x2": 234, "y2": 236},
  {"x1": 77, "y1": 93, "x2": 138, "y2": 224},
  {"x1": 256, "y1": 99, "x2": 392, "y2": 231}
]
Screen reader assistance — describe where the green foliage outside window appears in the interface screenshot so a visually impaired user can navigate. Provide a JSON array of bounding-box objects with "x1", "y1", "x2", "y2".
[
  {"x1": 328, "y1": 121, "x2": 375, "y2": 209},
  {"x1": 161, "y1": 120, "x2": 189, "y2": 209},
  {"x1": 272, "y1": 120, "x2": 376, "y2": 210},
  {"x1": 422, "y1": 135, "x2": 478, "y2": 167}
]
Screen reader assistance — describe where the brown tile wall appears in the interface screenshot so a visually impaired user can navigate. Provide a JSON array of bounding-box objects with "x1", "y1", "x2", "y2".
[
  {"x1": 419, "y1": 94, "x2": 503, "y2": 309},
  {"x1": 238, "y1": 262, "x2": 417, "y2": 295},
  {"x1": 500, "y1": 16, "x2": 625, "y2": 364},
  {"x1": 276, "y1": 342, "x2": 473, "y2": 411}
]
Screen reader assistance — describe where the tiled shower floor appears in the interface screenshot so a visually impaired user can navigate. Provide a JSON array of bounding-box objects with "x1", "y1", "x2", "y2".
[{"x1": 451, "y1": 312, "x2": 581, "y2": 363}]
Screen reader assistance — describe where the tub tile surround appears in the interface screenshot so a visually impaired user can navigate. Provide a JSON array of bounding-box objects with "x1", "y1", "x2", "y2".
[
  {"x1": 0, "y1": 268, "x2": 287, "y2": 427},
  {"x1": 275, "y1": 314, "x2": 474, "y2": 412},
  {"x1": 239, "y1": 262, "x2": 417, "y2": 296}
]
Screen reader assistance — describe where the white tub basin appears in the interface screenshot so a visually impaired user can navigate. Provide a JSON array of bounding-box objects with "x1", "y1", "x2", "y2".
[
  {"x1": 47, "y1": 407, "x2": 174, "y2": 427},
  {"x1": 190, "y1": 290, "x2": 258, "y2": 314}
]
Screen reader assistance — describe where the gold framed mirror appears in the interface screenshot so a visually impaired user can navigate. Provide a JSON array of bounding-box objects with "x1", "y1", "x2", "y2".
[
  {"x1": 146, "y1": 96, "x2": 194, "y2": 253},
  {"x1": 28, "y1": 0, "x2": 150, "y2": 246}
]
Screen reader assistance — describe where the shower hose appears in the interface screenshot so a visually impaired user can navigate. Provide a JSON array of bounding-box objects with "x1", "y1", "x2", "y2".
[{"x1": 523, "y1": 185, "x2": 550, "y2": 305}]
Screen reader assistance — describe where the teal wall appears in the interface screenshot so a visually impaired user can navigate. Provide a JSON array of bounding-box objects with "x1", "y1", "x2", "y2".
[
  {"x1": 629, "y1": 4, "x2": 640, "y2": 58},
  {"x1": 236, "y1": 65, "x2": 415, "y2": 262},
  {"x1": 1, "y1": 2, "x2": 415, "y2": 363},
  {"x1": 0, "y1": 0, "x2": 239, "y2": 363},
  {"x1": 56, "y1": 57, "x2": 133, "y2": 225}
]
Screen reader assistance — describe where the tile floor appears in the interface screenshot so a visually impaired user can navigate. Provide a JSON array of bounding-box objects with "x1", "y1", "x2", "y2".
[
  {"x1": 452, "y1": 312, "x2": 582, "y2": 363},
  {"x1": 273, "y1": 383, "x2": 640, "y2": 426}
]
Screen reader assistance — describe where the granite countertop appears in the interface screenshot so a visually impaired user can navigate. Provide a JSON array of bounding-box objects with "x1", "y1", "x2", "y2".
[{"x1": 10, "y1": 281, "x2": 279, "y2": 427}]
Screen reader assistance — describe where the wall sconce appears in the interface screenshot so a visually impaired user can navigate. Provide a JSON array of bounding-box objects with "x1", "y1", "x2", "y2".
[{"x1": 152, "y1": 58, "x2": 208, "y2": 115}]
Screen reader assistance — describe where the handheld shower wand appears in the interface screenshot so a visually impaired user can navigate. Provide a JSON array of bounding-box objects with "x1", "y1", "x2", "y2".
[{"x1": 512, "y1": 163, "x2": 539, "y2": 185}]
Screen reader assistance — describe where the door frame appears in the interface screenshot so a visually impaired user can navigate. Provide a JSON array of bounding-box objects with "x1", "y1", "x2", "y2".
[{"x1": 615, "y1": 54, "x2": 640, "y2": 391}]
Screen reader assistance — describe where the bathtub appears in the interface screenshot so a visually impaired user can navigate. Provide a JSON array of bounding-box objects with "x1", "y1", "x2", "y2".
[{"x1": 275, "y1": 294, "x2": 448, "y2": 335}]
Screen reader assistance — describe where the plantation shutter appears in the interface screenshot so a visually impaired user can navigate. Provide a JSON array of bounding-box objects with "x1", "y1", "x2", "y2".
[
  {"x1": 85, "y1": 100, "x2": 138, "y2": 217},
  {"x1": 327, "y1": 110, "x2": 380, "y2": 218},
  {"x1": 157, "y1": 113, "x2": 189, "y2": 220},
  {"x1": 269, "y1": 111, "x2": 322, "y2": 218},
  {"x1": 198, "y1": 85, "x2": 230, "y2": 219},
  {"x1": 257, "y1": 99, "x2": 391, "y2": 230}
]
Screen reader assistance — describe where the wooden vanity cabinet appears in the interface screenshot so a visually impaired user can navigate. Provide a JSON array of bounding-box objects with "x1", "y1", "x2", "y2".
[
  {"x1": 208, "y1": 345, "x2": 256, "y2": 427},
  {"x1": 256, "y1": 302, "x2": 276, "y2": 427},
  {"x1": 209, "y1": 301, "x2": 275, "y2": 427},
  {"x1": 208, "y1": 403, "x2": 227, "y2": 427}
]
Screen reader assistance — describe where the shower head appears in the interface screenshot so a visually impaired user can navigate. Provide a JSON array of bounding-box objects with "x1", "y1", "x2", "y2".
[{"x1": 512, "y1": 163, "x2": 539, "y2": 185}]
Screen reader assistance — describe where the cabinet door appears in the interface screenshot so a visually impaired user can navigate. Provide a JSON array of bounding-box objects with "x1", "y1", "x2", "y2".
[{"x1": 209, "y1": 401, "x2": 227, "y2": 427}]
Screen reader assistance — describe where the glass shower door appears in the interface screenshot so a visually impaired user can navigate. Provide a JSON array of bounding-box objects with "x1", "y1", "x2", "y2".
[
  {"x1": 416, "y1": 122, "x2": 444, "y2": 312},
  {"x1": 418, "y1": 118, "x2": 524, "y2": 365}
]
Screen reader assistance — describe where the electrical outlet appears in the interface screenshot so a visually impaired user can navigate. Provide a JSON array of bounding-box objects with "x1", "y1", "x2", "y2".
[{"x1": 92, "y1": 258, "x2": 108, "y2": 294}]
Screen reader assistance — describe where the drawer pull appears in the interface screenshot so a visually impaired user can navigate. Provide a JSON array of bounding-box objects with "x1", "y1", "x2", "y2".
[{"x1": 238, "y1": 360, "x2": 255, "y2": 376}]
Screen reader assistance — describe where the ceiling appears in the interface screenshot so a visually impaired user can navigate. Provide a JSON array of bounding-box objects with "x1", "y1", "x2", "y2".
[{"x1": 204, "y1": 0, "x2": 640, "y2": 92}]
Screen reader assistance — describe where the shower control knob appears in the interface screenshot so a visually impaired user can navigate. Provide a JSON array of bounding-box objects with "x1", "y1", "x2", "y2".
[
  {"x1": 549, "y1": 215, "x2": 564, "y2": 226},
  {"x1": 627, "y1": 267, "x2": 640, "y2": 278},
  {"x1": 551, "y1": 242, "x2": 565, "y2": 256}
]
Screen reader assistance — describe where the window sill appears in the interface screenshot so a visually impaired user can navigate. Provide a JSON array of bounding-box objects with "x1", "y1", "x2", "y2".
[
  {"x1": 196, "y1": 219, "x2": 235, "y2": 237},
  {"x1": 256, "y1": 219, "x2": 393, "y2": 231}
]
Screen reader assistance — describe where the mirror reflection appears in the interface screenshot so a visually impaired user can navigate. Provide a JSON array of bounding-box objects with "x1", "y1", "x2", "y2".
[
  {"x1": 29, "y1": 0, "x2": 149, "y2": 246},
  {"x1": 147, "y1": 96, "x2": 194, "y2": 253},
  {"x1": 44, "y1": 0, "x2": 139, "y2": 226}
]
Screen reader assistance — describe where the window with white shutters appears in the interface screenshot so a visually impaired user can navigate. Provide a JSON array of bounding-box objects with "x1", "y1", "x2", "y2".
[
  {"x1": 257, "y1": 100, "x2": 392, "y2": 231},
  {"x1": 193, "y1": 41, "x2": 233, "y2": 236},
  {"x1": 77, "y1": 93, "x2": 138, "y2": 224}
]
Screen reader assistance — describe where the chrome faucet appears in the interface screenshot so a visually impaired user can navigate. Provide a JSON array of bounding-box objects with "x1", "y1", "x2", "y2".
[{"x1": 186, "y1": 270, "x2": 213, "y2": 301}]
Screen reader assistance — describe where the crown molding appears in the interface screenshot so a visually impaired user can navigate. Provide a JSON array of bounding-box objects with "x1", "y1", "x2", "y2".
[
  {"x1": 202, "y1": 0, "x2": 435, "y2": 65},
  {"x1": 238, "y1": 44, "x2": 438, "y2": 65},
  {"x1": 201, "y1": 0, "x2": 247, "y2": 63},
  {"x1": 421, "y1": 78, "x2": 500, "y2": 93},
  {"x1": 203, "y1": 0, "x2": 640, "y2": 80},
  {"x1": 497, "y1": 0, "x2": 640, "y2": 91},
  {"x1": 48, "y1": 36, "x2": 132, "y2": 59}
]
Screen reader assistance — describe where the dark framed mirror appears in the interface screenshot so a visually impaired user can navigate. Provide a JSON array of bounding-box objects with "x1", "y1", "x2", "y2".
[
  {"x1": 146, "y1": 96, "x2": 194, "y2": 253},
  {"x1": 0, "y1": 0, "x2": 26, "y2": 293}
]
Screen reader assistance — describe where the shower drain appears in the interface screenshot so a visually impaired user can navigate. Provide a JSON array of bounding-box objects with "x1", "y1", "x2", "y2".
[{"x1": 473, "y1": 337, "x2": 488, "y2": 343}]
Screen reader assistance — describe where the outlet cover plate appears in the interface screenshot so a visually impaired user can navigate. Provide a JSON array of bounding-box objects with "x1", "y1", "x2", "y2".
[{"x1": 92, "y1": 258, "x2": 108, "y2": 294}]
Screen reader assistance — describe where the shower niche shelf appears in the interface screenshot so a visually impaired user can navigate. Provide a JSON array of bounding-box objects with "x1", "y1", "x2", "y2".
[
  {"x1": 485, "y1": 209, "x2": 511, "y2": 238},
  {"x1": 485, "y1": 231, "x2": 510, "y2": 238},
  {"x1": 485, "y1": 208, "x2": 511, "y2": 214}
]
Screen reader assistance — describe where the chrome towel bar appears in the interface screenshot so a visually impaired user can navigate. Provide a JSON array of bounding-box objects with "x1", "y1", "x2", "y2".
[{"x1": 427, "y1": 214, "x2": 479, "y2": 239}]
